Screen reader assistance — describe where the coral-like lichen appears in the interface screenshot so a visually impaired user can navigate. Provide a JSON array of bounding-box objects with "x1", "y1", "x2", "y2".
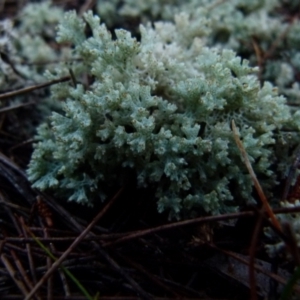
[{"x1": 27, "y1": 11, "x2": 298, "y2": 219}]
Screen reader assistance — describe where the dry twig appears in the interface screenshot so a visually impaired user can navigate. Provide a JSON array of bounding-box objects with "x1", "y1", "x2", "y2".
[
  {"x1": 0, "y1": 76, "x2": 70, "y2": 101},
  {"x1": 24, "y1": 187, "x2": 124, "y2": 300}
]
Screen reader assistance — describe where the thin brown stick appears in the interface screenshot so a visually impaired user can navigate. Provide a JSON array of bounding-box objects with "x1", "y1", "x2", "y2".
[
  {"x1": 249, "y1": 212, "x2": 264, "y2": 300},
  {"x1": 24, "y1": 186, "x2": 124, "y2": 300},
  {"x1": 282, "y1": 146, "x2": 300, "y2": 201},
  {"x1": 0, "y1": 76, "x2": 70, "y2": 101},
  {"x1": 0, "y1": 51, "x2": 28, "y2": 80},
  {"x1": 79, "y1": 0, "x2": 96, "y2": 15},
  {"x1": 4, "y1": 233, "x2": 128, "y2": 243},
  {"x1": 1, "y1": 297, "x2": 191, "y2": 300},
  {"x1": 0, "y1": 161, "x2": 36, "y2": 204},
  {"x1": 0, "y1": 129, "x2": 20, "y2": 139},
  {"x1": 0, "y1": 199, "x2": 31, "y2": 213},
  {"x1": 251, "y1": 38, "x2": 263, "y2": 68},
  {"x1": 117, "y1": 253, "x2": 180, "y2": 298},
  {"x1": 28, "y1": 227, "x2": 75, "y2": 235},
  {"x1": 4, "y1": 242, "x2": 48, "y2": 258},
  {"x1": 3, "y1": 206, "x2": 300, "y2": 244},
  {"x1": 212, "y1": 246, "x2": 300, "y2": 294},
  {"x1": 231, "y1": 120, "x2": 281, "y2": 231},
  {"x1": 0, "y1": 192, "x2": 23, "y2": 236},
  {"x1": 47, "y1": 253, "x2": 53, "y2": 300},
  {"x1": 20, "y1": 217, "x2": 37, "y2": 284},
  {"x1": 51, "y1": 239, "x2": 71, "y2": 297},
  {"x1": 9, "y1": 138, "x2": 34, "y2": 153},
  {"x1": 103, "y1": 205, "x2": 300, "y2": 248},
  {"x1": 91, "y1": 241, "x2": 153, "y2": 300},
  {"x1": 157, "y1": 277, "x2": 207, "y2": 298},
  {"x1": 4, "y1": 242, "x2": 100, "y2": 257},
  {"x1": 10, "y1": 247, "x2": 41, "y2": 300},
  {"x1": 0, "y1": 151, "x2": 28, "y2": 178},
  {"x1": 103, "y1": 211, "x2": 254, "y2": 247},
  {"x1": 281, "y1": 222, "x2": 300, "y2": 266},
  {"x1": 251, "y1": 37, "x2": 264, "y2": 82},
  {"x1": 3, "y1": 237, "x2": 86, "y2": 243},
  {"x1": 0, "y1": 102, "x2": 35, "y2": 113},
  {"x1": 42, "y1": 211, "x2": 71, "y2": 297},
  {"x1": 264, "y1": 19, "x2": 295, "y2": 61},
  {"x1": 41, "y1": 192, "x2": 152, "y2": 299},
  {"x1": 20, "y1": 58, "x2": 82, "y2": 66},
  {"x1": 207, "y1": 0, "x2": 227, "y2": 10},
  {"x1": 0, "y1": 240, "x2": 5, "y2": 254},
  {"x1": 1, "y1": 253, "x2": 30, "y2": 297},
  {"x1": 42, "y1": 228, "x2": 53, "y2": 300}
]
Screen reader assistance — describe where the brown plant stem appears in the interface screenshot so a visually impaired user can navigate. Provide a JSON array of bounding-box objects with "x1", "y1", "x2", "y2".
[
  {"x1": 0, "y1": 76, "x2": 70, "y2": 101},
  {"x1": 24, "y1": 186, "x2": 124, "y2": 300}
]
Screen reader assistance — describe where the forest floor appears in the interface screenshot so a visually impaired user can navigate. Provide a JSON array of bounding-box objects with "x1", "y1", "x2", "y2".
[{"x1": 0, "y1": 1, "x2": 300, "y2": 299}]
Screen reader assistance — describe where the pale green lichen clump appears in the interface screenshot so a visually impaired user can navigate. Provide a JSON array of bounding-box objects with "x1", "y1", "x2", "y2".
[
  {"x1": 0, "y1": 1, "x2": 65, "y2": 89},
  {"x1": 0, "y1": 1, "x2": 67, "y2": 136},
  {"x1": 27, "y1": 11, "x2": 298, "y2": 219},
  {"x1": 97, "y1": 0, "x2": 300, "y2": 105}
]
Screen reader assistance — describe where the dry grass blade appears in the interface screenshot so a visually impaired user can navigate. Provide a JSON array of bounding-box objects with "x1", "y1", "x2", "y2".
[
  {"x1": 248, "y1": 212, "x2": 264, "y2": 300},
  {"x1": 231, "y1": 120, "x2": 281, "y2": 231},
  {"x1": 0, "y1": 76, "x2": 70, "y2": 101},
  {"x1": 19, "y1": 217, "x2": 38, "y2": 284},
  {"x1": 103, "y1": 205, "x2": 300, "y2": 248},
  {"x1": 1, "y1": 254, "x2": 30, "y2": 297},
  {"x1": 40, "y1": 193, "x2": 153, "y2": 299},
  {"x1": 0, "y1": 151, "x2": 27, "y2": 178},
  {"x1": 0, "y1": 102, "x2": 35, "y2": 114},
  {"x1": 117, "y1": 252, "x2": 180, "y2": 298},
  {"x1": 209, "y1": 244, "x2": 300, "y2": 294},
  {"x1": 79, "y1": 0, "x2": 96, "y2": 15},
  {"x1": 232, "y1": 119, "x2": 284, "y2": 299},
  {"x1": 282, "y1": 146, "x2": 300, "y2": 201},
  {"x1": 9, "y1": 247, "x2": 41, "y2": 299},
  {"x1": 24, "y1": 186, "x2": 124, "y2": 300}
]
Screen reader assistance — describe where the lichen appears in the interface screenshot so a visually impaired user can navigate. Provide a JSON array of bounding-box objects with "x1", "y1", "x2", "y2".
[{"x1": 27, "y1": 11, "x2": 299, "y2": 219}]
